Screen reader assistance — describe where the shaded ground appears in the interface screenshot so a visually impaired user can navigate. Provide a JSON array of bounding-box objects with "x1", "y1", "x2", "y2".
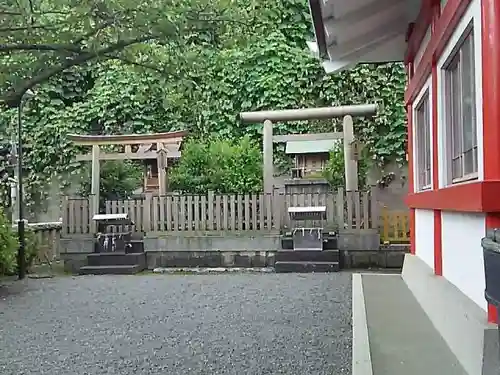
[
  {"x1": 0, "y1": 273, "x2": 352, "y2": 375},
  {"x1": 362, "y1": 274, "x2": 467, "y2": 375}
]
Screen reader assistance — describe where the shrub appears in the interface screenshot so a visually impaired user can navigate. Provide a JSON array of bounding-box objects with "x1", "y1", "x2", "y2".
[{"x1": 0, "y1": 208, "x2": 18, "y2": 275}]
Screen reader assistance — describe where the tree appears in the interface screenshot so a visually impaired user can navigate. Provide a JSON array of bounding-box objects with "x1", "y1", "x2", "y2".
[
  {"x1": 169, "y1": 136, "x2": 262, "y2": 194},
  {"x1": 0, "y1": 0, "x2": 250, "y2": 107},
  {"x1": 322, "y1": 144, "x2": 369, "y2": 189},
  {"x1": 78, "y1": 160, "x2": 143, "y2": 205}
]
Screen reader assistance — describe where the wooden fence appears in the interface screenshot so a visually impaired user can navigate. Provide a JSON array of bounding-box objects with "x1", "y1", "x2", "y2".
[
  {"x1": 12, "y1": 222, "x2": 63, "y2": 265},
  {"x1": 380, "y1": 208, "x2": 410, "y2": 243},
  {"x1": 62, "y1": 188, "x2": 379, "y2": 235}
]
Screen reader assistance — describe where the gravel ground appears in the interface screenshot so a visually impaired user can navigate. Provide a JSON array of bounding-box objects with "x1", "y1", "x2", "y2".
[{"x1": 0, "y1": 273, "x2": 352, "y2": 375}]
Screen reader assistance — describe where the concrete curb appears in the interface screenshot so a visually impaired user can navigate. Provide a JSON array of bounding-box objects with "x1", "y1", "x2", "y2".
[{"x1": 352, "y1": 273, "x2": 373, "y2": 375}]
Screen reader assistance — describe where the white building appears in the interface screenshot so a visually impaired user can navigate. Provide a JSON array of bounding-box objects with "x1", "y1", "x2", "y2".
[{"x1": 309, "y1": 0, "x2": 500, "y2": 372}]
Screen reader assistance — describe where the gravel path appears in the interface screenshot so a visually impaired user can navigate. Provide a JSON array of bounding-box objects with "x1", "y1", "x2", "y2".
[{"x1": 0, "y1": 273, "x2": 352, "y2": 375}]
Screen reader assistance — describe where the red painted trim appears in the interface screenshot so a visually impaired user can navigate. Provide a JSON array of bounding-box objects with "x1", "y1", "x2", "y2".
[
  {"x1": 405, "y1": 0, "x2": 433, "y2": 64},
  {"x1": 407, "y1": 103, "x2": 414, "y2": 191},
  {"x1": 488, "y1": 304, "x2": 498, "y2": 324},
  {"x1": 405, "y1": 0, "x2": 473, "y2": 104},
  {"x1": 482, "y1": 0, "x2": 500, "y2": 180},
  {"x1": 406, "y1": 181, "x2": 500, "y2": 212},
  {"x1": 410, "y1": 209, "x2": 416, "y2": 255},
  {"x1": 433, "y1": 210, "x2": 442, "y2": 275}
]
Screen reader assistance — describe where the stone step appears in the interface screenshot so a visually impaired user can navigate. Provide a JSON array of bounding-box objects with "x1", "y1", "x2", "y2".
[
  {"x1": 79, "y1": 264, "x2": 144, "y2": 275},
  {"x1": 87, "y1": 252, "x2": 145, "y2": 267},
  {"x1": 275, "y1": 250, "x2": 339, "y2": 263},
  {"x1": 274, "y1": 261, "x2": 340, "y2": 273},
  {"x1": 128, "y1": 240, "x2": 144, "y2": 253}
]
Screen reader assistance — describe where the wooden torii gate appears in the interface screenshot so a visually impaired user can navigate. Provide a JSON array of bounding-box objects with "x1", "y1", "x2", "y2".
[
  {"x1": 68, "y1": 130, "x2": 187, "y2": 228},
  {"x1": 239, "y1": 104, "x2": 377, "y2": 194}
]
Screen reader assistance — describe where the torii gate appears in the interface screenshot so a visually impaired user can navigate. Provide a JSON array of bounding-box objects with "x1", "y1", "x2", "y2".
[
  {"x1": 67, "y1": 130, "x2": 187, "y2": 229},
  {"x1": 240, "y1": 104, "x2": 378, "y2": 195}
]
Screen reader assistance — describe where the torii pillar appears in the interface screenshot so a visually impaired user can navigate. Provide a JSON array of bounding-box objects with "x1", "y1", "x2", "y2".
[{"x1": 240, "y1": 104, "x2": 378, "y2": 194}]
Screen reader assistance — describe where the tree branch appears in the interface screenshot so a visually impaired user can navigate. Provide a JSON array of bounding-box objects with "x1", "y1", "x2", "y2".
[
  {"x1": 2, "y1": 35, "x2": 156, "y2": 107},
  {"x1": 0, "y1": 24, "x2": 60, "y2": 33},
  {"x1": 0, "y1": 43, "x2": 82, "y2": 53}
]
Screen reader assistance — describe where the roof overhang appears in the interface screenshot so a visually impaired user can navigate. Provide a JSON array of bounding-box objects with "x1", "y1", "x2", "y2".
[{"x1": 308, "y1": 0, "x2": 421, "y2": 74}]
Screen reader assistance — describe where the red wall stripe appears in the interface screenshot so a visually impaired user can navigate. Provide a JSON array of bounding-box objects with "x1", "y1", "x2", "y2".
[{"x1": 434, "y1": 210, "x2": 442, "y2": 275}]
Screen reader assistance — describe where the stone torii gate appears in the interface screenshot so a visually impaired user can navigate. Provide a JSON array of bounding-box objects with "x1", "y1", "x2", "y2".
[
  {"x1": 239, "y1": 104, "x2": 378, "y2": 195},
  {"x1": 67, "y1": 130, "x2": 187, "y2": 228}
]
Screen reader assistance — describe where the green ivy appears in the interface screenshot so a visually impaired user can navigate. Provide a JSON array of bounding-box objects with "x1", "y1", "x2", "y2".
[{"x1": 0, "y1": 0, "x2": 407, "y2": 209}]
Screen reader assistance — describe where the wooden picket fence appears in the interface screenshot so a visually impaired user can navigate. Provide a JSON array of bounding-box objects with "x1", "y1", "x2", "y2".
[
  {"x1": 62, "y1": 188, "x2": 380, "y2": 235},
  {"x1": 380, "y1": 208, "x2": 410, "y2": 243}
]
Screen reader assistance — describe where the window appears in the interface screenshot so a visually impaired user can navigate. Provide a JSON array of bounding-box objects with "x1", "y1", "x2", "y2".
[
  {"x1": 415, "y1": 91, "x2": 431, "y2": 190},
  {"x1": 444, "y1": 29, "x2": 477, "y2": 183}
]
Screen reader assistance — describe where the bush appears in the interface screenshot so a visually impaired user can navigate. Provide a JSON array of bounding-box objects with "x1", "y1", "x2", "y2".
[
  {"x1": 0, "y1": 208, "x2": 18, "y2": 275},
  {"x1": 169, "y1": 136, "x2": 263, "y2": 194},
  {"x1": 323, "y1": 144, "x2": 368, "y2": 189},
  {"x1": 0, "y1": 207, "x2": 41, "y2": 275}
]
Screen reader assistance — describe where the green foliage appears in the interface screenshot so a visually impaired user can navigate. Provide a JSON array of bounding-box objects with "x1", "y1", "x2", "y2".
[
  {"x1": 169, "y1": 136, "x2": 262, "y2": 194},
  {"x1": 0, "y1": 0, "x2": 407, "y2": 206},
  {"x1": 0, "y1": 0, "x2": 252, "y2": 106},
  {"x1": 79, "y1": 161, "x2": 143, "y2": 202},
  {"x1": 323, "y1": 145, "x2": 369, "y2": 189},
  {"x1": 0, "y1": 208, "x2": 18, "y2": 275},
  {"x1": 0, "y1": 208, "x2": 41, "y2": 275}
]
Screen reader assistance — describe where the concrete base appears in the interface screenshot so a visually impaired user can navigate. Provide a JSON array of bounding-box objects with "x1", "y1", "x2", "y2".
[
  {"x1": 146, "y1": 250, "x2": 275, "y2": 269},
  {"x1": 402, "y1": 254, "x2": 500, "y2": 375},
  {"x1": 59, "y1": 233, "x2": 408, "y2": 273}
]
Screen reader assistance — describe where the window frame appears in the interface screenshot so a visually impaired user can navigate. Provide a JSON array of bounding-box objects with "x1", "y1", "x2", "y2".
[
  {"x1": 414, "y1": 88, "x2": 432, "y2": 191},
  {"x1": 441, "y1": 24, "x2": 478, "y2": 185}
]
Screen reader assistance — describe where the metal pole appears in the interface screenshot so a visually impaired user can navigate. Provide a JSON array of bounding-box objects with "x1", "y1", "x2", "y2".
[
  {"x1": 17, "y1": 101, "x2": 26, "y2": 280},
  {"x1": 240, "y1": 104, "x2": 378, "y2": 123}
]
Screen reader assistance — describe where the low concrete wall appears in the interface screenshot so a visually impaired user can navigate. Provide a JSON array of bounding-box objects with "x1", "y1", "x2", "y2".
[
  {"x1": 147, "y1": 251, "x2": 275, "y2": 269},
  {"x1": 343, "y1": 244, "x2": 407, "y2": 269},
  {"x1": 338, "y1": 229, "x2": 380, "y2": 251},
  {"x1": 402, "y1": 254, "x2": 499, "y2": 375},
  {"x1": 59, "y1": 231, "x2": 407, "y2": 272},
  {"x1": 60, "y1": 236, "x2": 93, "y2": 273},
  {"x1": 144, "y1": 231, "x2": 281, "y2": 252}
]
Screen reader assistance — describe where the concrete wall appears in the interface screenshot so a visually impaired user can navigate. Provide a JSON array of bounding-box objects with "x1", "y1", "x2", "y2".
[
  {"x1": 367, "y1": 161, "x2": 409, "y2": 212},
  {"x1": 403, "y1": 254, "x2": 498, "y2": 375},
  {"x1": 442, "y1": 212, "x2": 486, "y2": 311},
  {"x1": 144, "y1": 231, "x2": 281, "y2": 252},
  {"x1": 59, "y1": 229, "x2": 408, "y2": 272},
  {"x1": 415, "y1": 209, "x2": 434, "y2": 270}
]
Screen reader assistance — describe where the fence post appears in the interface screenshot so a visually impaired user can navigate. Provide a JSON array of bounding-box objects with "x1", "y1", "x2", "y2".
[
  {"x1": 335, "y1": 187, "x2": 345, "y2": 229},
  {"x1": 143, "y1": 193, "x2": 152, "y2": 232},
  {"x1": 370, "y1": 186, "x2": 380, "y2": 229},
  {"x1": 272, "y1": 192, "x2": 283, "y2": 231},
  {"x1": 207, "y1": 191, "x2": 214, "y2": 230},
  {"x1": 61, "y1": 196, "x2": 69, "y2": 235}
]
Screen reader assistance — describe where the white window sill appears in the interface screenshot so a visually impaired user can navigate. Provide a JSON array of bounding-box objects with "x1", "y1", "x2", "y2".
[
  {"x1": 416, "y1": 185, "x2": 432, "y2": 193},
  {"x1": 451, "y1": 173, "x2": 478, "y2": 185}
]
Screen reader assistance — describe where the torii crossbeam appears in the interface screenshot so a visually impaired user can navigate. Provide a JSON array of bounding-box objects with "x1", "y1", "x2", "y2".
[{"x1": 240, "y1": 104, "x2": 377, "y2": 194}]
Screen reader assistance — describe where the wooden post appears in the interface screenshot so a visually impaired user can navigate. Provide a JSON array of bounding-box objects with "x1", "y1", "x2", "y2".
[
  {"x1": 263, "y1": 119, "x2": 273, "y2": 195},
  {"x1": 343, "y1": 115, "x2": 358, "y2": 191},
  {"x1": 157, "y1": 142, "x2": 167, "y2": 196},
  {"x1": 90, "y1": 145, "x2": 100, "y2": 232}
]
